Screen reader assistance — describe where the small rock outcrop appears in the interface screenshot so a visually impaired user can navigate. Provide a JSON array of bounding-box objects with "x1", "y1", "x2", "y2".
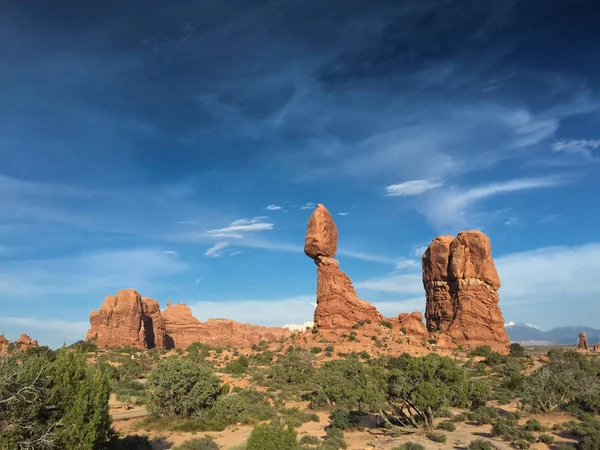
[
  {"x1": 578, "y1": 332, "x2": 589, "y2": 350},
  {"x1": 592, "y1": 343, "x2": 600, "y2": 352},
  {"x1": 0, "y1": 334, "x2": 39, "y2": 353},
  {"x1": 422, "y1": 230, "x2": 509, "y2": 349},
  {"x1": 396, "y1": 311, "x2": 428, "y2": 336},
  {"x1": 86, "y1": 289, "x2": 166, "y2": 348},
  {"x1": 305, "y1": 204, "x2": 384, "y2": 329}
]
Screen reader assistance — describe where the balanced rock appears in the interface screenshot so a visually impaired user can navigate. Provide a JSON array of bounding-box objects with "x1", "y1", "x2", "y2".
[
  {"x1": 305, "y1": 204, "x2": 384, "y2": 329},
  {"x1": 578, "y1": 332, "x2": 588, "y2": 350},
  {"x1": 86, "y1": 289, "x2": 165, "y2": 348},
  {"x1": 422, "y1": 230, "x2": 509, "y2": 349}
]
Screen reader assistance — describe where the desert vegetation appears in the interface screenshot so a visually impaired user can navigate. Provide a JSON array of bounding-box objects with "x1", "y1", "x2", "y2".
[{"x1": 2, "y1": 337, "x2": 599, "y2": 449}]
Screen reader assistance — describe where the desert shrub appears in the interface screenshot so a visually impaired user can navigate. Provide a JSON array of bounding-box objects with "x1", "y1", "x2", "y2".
[
  {"x1": 115, "y1": 358, "x2": 144, "y2": 381},
  {"x1": 468, "y1": 406, "x2": 499, "y2": 425},
  {"x1": 450, "y1": 412, "x2": 468, "y2": 423},
  {"x1": 0, "y1": 348, "x2": 112, "y2": 450},
  {"x1": 386, "y1": 354, "x2": 472, "y2": 429},
  {"x1": 310, "y1": 347, "x2": 322, "y2": 354},
  {"x1": 509, "y1": 343, "x2": 526, "y2": 357},
  {"x1": 468, "y1": 439, "x2": 497, "y2": 450},
  {"x1": 224, "y1": 355, "x2": 249, "y2": 375},
  {"x1": 147, "y1": 357, "x2": 222, "y2": 418},
  {"x1": 206, "y1": 389, "x2": 276, "y2": 427},
  {"x1": 69, "y1": 339, "x2": 99, "y2": 353},
  {"x1": 437, "y1": 421, "x2": 456, "y2": 432},
  {"x1": 330, "y1": 407, "x2": 358, "y2": 430},
  {"x1": 252, "y1": 350, "x2": 275, "y2": 365},
  {"x1": 113, "y1": 379, "x2": 147, "y2": 404},
  {"x1": 246, "y1": 422, "x2": 299, "y2": 450},
  {"x1": 325, "y1": 346, "x2": 334, "y2": 352},
  {"x1": 469, "y1": 345, "x2": 493, "y2": 358},
  {"x1": 279, "y1": 407, "x2": 319, "y2": 427},
  {"x1": 524, "y1": 418, "x2": 547, "y2": 432},
  {"x1": 188, "y1": 342, "x2": 211, "y2": 357},
  {"x1": 428, "y1": 432, "x2": 447, "y2": 443},
  {"x1": 467, "y1": 378, "x2": 491, "y2": 408},
  {"x1": 269, "y1": 350, "x2": 316, "y2": 385},
  {"x1": 563, "y1": 418, "x2": 600, "y2": 450},
  {"x1": 380, "y1": 321, "x2": 393, "y2": 329},
  {"x1": 320, "y1": 427, "x2": 347, "y2": 450},
  {"x1": 491, "y1": 416, "x2": 534, "y2": 445},
  {"x1": 538, "y1": 434, "x2": 554, "y2": 444},
  {"x1": 484, "y1": 351, "x2": 506, "y2": 366},
  {"x1": 392, "y1": 443, "x2": 425, "y2": 450},
  {"x1": 308, "y1": 358, "x2": 386, "y2": 411},
  {"x1": 174, "y1": 436, "x2": 220, "y2": 450},
  {"x1": 299, "y1": 435, "x2": 320, "y2": 446}
]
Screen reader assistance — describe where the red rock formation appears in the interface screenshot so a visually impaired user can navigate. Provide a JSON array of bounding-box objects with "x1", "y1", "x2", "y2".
[
  {"x1": 0, "y1": 335, "x2": 9, "y2": 353},
  {"x1": 161, "y1": 301, "x2": 203, "y2": 348},
  {"x1": 305, "y1": 204, "x2": 385, "y2": 329},
  {"x1": 86, "y1": 289, "x2": 165, "y2": 348},
  {"x1": 578, "y1": 332, "x2": 589, "y2": 350},
  {"x1": 592, "y1": 343, "x2": 600, "y2": 353},
  {"x1": 422, "y1": 230, "x2": 509, "y2": 350},
  {"x1": 396, "y1": 311, "x2": 428, "y2": 336},
  {"x1": 16, "y1": 334, "x2": 38, "y2": 351},
  {"x1": 0, "y1": 334, "x2": 39, "y2": 353},
  {"x1": 422, "y1": 235, "x2": 454, "y2": 332}
]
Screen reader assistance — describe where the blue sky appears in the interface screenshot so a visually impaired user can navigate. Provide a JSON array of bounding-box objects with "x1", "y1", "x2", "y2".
[{"x1": 1, "y1": 0, "x2": 599, "y2": 347}]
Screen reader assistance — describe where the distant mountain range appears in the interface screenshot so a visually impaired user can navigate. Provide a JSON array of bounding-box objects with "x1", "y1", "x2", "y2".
[{"x1": 505, "y1": 322, "x2": 600, "y2": 346}]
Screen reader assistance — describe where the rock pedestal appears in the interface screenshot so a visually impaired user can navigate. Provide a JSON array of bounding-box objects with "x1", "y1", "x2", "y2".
[
  {"x1": 578, "y1": 332, "x2": 589, "y2": 350},
  {"x1": 305, "y1": 204, "x2": 384, "y2": 329}
]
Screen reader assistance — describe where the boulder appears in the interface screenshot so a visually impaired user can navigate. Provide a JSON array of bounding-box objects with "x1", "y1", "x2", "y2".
[
  {"x1": 396, "y1": 311, "x2": 428, "y2": 336},
  {"x1": 16, "y1": 334, "x2": 38, "y2": 351},
  {"x1": 422, "y1": 230, "x2": 509, "y2": 350},
  {"x1": 304, "y1": 204, "x2": 338, "y2": 259},
  {"x1": 305, "y1": 204, "x2": 384, "y2": 329},
  {"x1": 578, "y1": 332, "x2": 589, "y2": 350}
]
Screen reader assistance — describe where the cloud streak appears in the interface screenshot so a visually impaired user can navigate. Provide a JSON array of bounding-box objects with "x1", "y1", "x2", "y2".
[{"x1": 385, "y1": 180, "x2": 443, "y2": 196}]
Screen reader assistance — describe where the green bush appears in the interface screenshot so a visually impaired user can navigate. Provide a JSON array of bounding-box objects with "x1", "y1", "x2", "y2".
[
  {"x1": 538, "y1": 434, "x2": 554, "y2": 444},
  {"x1": 109, "y1": 434, "x2": 154, "y2": 450},
  {"x1": 524, "y1": 418, "x2": 546, "y2": 432},
  {"x1": 325, "y1": 346, "x2": 334, "y2": 353},
  {"x1": 469, "y1": 345, "x2": 493, "y2": 358},
  {"x1": 310, "y1": 347, "x2": 322, "y2": 354},
  {"x1": 428, "y1": 432, "x2": 447, "y2": 443},
  {"x1": 299, "y1": 435, "x2": 320, "y2": 445},
  {"x1": 437, "y1": 421, "x2": 456, "y2": 432},
  {"x1": 173, "y1": 436, "x2": 220, "y2": 450},
  {"x1": 246, "y1": 422, "x2": 299, "y2": 450},
  {"x1": 468, "y1": 440, "x2": 497, "y2": 450},
  {"x1": 320, "y1": 427, "x2": 347, "y2": 450},
  {"x1": 330, "y1": 407, "x2": 357, "y2": 430},
  {"x1": 147, "y1": 357, "x2": 222, "y2": 418},
  {"x1": 392, "y1": 443, "x2": 425, "y2": 450},
  {"x1": 509, "y1": 343, "x2": 526, "y2": 357},
  {"x1": 224, "y1": 355, "x2": 249, "y2": 375},
  {"x1": 491, "y1": 416, "x2": 534, "y2": 444}
]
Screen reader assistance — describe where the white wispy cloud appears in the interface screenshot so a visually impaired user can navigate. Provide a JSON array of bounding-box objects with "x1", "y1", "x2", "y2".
[
  {"x1": 355, "y1": 273, "x2": 424, "y2": 295},
  {"x1": 266, "y1": 204, "x2": 283, "y2": 211},
  {"x1": 299, "y1": 202, "x2": 315, "y2": 210},
  {"x1": 507, "y1": 110, "x2": 559, "y2": 148},
  {"x1": 202, "y1": 217, "x2": 274, "y2": 239},
  {"x1": 162, "y1": 250, "x2": 178, "y2": 255},
  {"x1": 337, "y1": 212, "x2": 350, "y2": 216},
  {"x1": 0, "y1": 317, "x2": 89, "y2": 335},
  {"x1": 552, "y1": 139, "x2": 600, "y2": 156},
  {"x1": 385, "y1": 180, "x2": 443, "y2": 196},
  {"x1": 204, "y1": 242, "x2": 229, "y2": 257},
  {"x1": 418, "y1": 176, "x2": 568, "y2": 232}
]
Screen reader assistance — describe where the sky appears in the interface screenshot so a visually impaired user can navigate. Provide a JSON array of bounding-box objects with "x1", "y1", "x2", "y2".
[{"x1": 1, "y1": 0, "x2": 599, "y2": 348}]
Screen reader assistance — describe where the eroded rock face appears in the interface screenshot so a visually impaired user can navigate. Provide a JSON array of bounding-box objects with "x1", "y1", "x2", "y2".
[
  {"x1": 422, "y1": 230, "x2": 509, "y2": 349},
  {"x1": 396, "y1": 311, "x2": 428, "y2": 336},
  {"x1": 0, "y1": 335, "x2": 9, "y2": 353},
  {"x1": 161, "y1": 301, "x2": 203, "y2": 348},
  {"x1": 0, "y1": 334, "x2": 38, "y2": 353},
  {"x1": 305, "y1": 205, "x2": 384, "y2": 329},
  {"x1": 86, "y1": 289, "x2": 165, "y2": 348},
  {"x1": 579, "y1": 332, "x2": 589, "y2": 350}
]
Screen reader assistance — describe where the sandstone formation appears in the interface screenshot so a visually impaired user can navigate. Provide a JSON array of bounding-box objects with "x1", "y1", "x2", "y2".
[
  {"x1": 422, "y1": 230, "x2": 509, "y2": 349},
  {"x1": 305, "y1": 204, "x2": 385, "y2": 329},
  {"x1": 593, "y1": 343, "x2": 600, "y2": 353},
  {"x1": 396, "y1": 311, "x2": 428, "y2": 336},
  {"x1": 87, "y1": 289, "x2": 165, "y2": 348},
  {"x1": 0, "y1": 334, "x2": 39, "y2": 353},
  {"x1": 87, "y1": 291, "x2": 291, "y2": 349},
  {"x1": 578, "y1": 332, "x2": 588, "y2": 350}
]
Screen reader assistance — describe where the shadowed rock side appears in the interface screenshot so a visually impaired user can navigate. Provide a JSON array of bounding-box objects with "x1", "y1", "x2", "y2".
[
  {"x1": 305, "y1": 204, "x2": 384, "y2": 329},
  {"x1": 423, "y1": 230, "x2": 510, "y2": 350},
  {"x1": 87, "y1": 290, "x2": 291, "y2": 349}
]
